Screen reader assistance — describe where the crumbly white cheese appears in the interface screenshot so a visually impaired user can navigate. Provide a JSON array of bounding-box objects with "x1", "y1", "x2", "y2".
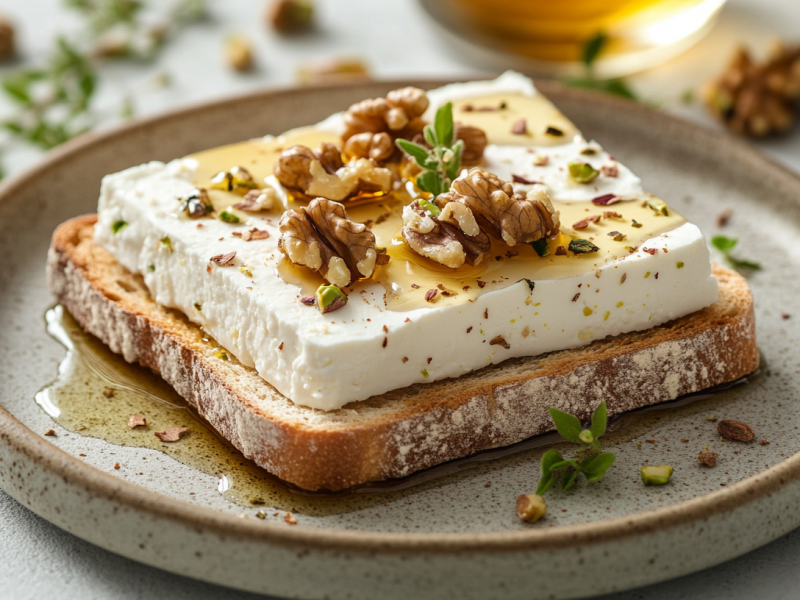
[{"x1": 94, "y1": 76, "x2": 718, "y2": 411}]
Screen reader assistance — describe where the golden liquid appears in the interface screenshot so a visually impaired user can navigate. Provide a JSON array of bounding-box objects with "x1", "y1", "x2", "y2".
[
  {"x1": 36, "y1": 306, "x2": 758, "y2": 511},
  {"x1": 435, "y1": 0, "x2": 727, "y2": 63},
  {"x1": 190, "y1": 92, "x2": 685, "y2": 311}
]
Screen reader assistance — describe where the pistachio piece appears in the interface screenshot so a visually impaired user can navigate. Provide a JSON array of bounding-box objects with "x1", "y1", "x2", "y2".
[
  {"x1": 181, "y1": 188, "x2": 212, "y2": 218},
  {"x1": 315, "y1": 285, "x2": 348, "y2": 314},
  {"x1": 210, "y1": 166, "x2": 258, "y2": 194},
  {"x1": 568, "y1": 239, "x2": 599, "y2": 254},
  {"x1": 646, "y1": 198, "x2": 669, "y2": 216},
  {"x1": 641, "y1": 465, "x2": 673, "y2": 485},
  {"x1": 219, "y1": 208, "x2": 241, "y2": 224},
  {"x1": 516, "y1": 494, "x2": 547, "y2": 523},
  {"x1": 111, "y1": 220, "x2": 128, "y2": 234},
  {"x1": 568, "y1": 162, "x2": 599, "y2": 183}
]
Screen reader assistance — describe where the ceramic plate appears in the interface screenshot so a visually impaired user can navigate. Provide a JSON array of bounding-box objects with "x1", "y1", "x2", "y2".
[{"x1": 1, "y1": 81, "x2": 799, "y2": 600}]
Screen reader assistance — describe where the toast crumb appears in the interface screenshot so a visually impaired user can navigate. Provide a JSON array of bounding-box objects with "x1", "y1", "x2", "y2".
[
  {"x1": 698, "y1": 452, "x2": 718, "y2": 467},
  {"x1": 43, "y1": 429, "x2": 56, "y2": 437},
  {"x1": 127, "y1": 414, "x2": 147, "y2": 429},
  {"x1": 284, "y1": 513, "x2": 297, "y2": 525},
  {"x1": 154, "y1": 427, "x2": 189, "y2": 442}
]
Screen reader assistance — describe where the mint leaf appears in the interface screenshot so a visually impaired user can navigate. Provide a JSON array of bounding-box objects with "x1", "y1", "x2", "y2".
[
  {"x1": 589, "y1": 401, "x2": 607, "y2": 439},
  {"x1": 445, "y1": 139, "x2": 463, "y2": 181},
  {"x1": 711, "y1": 235, "x2": 738, "y2": 252},
  {"x1": 531, "y1": 238, "x2": 548, "y2": 257},
  {"x1": 434, "y1": 102, "x2": 454, "y2": 148},
  {"x1": 549, "y1": 407, "x2": 583, "y2": 442},
  {"x1": 583, "y1": 32, "x2": 606, "y2": 67},
  {"x1": 582, "y1": 453, "x2": 616, "y2": 483},
  {"x1": 396, "y1": 139, "x2": 430, "y2": 167}
]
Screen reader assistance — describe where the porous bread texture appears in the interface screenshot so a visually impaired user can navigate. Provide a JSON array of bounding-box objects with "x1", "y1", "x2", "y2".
[{"x1": 48, "y1": 216, "x2": 759, "y2": 491}]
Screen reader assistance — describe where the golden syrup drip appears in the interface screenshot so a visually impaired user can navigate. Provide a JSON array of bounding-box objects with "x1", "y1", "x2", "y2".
[
  {"x1": 185, "y1": 93, "x2": 685, "y2": 311},
  {"x1": 35, "y1": 305, "x2": 760, "y2": 510}
]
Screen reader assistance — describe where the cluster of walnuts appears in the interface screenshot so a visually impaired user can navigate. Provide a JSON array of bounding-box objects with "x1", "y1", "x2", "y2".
[
  {"x1": 402, "y1": 168, "x2": 560, "y2": 269},
  {"x1": 704, "y1": 42, "x2": 800, "y2": 137}
]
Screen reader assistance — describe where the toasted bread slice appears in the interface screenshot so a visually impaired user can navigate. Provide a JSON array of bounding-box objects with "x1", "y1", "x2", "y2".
[{"x1": 48, "y1": 215, "x2": 758, "y2": 491}]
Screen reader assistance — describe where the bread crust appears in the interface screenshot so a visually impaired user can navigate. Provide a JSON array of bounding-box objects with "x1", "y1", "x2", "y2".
[{"x1": 47, "y1": 215, "x2": 759, "y2": 491}]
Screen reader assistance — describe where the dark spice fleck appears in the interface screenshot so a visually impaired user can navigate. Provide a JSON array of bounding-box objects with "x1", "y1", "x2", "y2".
[
  {"x1": 427, "y1": 357, "x2": 432, "y2": 364},
  {"x1": 466, "y1": 326, "x2": 473, "y2": 333},
  {"x1": 477, "y1": 280, "x2": 487, "y2": 288},
  {"x1": 716, "y1": 208, "x2": 733, "y2": 227},
  {"x1": 782, "y1": 313, "x2": 791, "y2": 319},
  {"x1": 572, "y1": 293, "x2": 580, "y2": 302},
  {"x1": 278, "y1": 342, "x2": 284, "y2": 351},
  {"x1": 484, "y1": 308, "x2": 489, "y2": 319},
  {"x1": 382, "y1": 337, "x2": 387, "y2": 348}
]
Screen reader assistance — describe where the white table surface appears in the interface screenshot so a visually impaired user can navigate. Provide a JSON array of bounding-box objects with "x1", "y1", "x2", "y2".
[{"x1": 1, "y1": 0, "x2": 799, "y2": 598}]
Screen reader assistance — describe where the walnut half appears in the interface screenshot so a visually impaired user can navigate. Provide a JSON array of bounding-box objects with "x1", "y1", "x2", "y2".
[
  {"x1": 278, "y1": 198, "x2": 379, "y2": 287},
  {"x1": 274, "y1": 143, "x2": 393, "y2": 201},
  {"x1": 402, "y1": 168, "x2": 560, "y2": 268}
]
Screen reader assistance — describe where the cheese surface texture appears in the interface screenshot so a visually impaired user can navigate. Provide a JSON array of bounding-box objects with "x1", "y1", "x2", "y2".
[{"x1": 95, "y1": 73, "x2": 718, "y2": 410}]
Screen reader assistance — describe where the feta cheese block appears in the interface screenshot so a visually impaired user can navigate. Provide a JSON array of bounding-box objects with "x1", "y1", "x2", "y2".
[{"x1": 95, "y1": 73, "x2": 718, "y2": 411}]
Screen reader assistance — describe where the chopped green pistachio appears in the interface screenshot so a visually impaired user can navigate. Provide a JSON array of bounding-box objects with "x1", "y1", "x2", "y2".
[
  {"x1": 193, "y1": 302, "x2": 202, "y2": 311},
  {"x1": 616, "y1": 301, "x2": 624, "y2": 307},
  {"x1": 578, "y1": 430, "x2": 594, "y2": 444},
  {"x1": 677, "y1": 261, "x2": 685, "y2": 269},
  {"x1": 160, "y1": 236, "x2": 173, "y2": 252},
  {"x1": 568, "y1": 239, "x2": 599, "y2": 254},
  {"x1": 418, "y1": 197, "x2": 440, "y2": 217},
  {"x1": 567, "y1": 161, "x2": 600, "y2": 183},
  {"x1": 644, "y1": 271, "x2": 651, "y2": 278},
  {"x1": 646, "y1": 198, "x2": 669, "y2": 216},
  {"x1": 147, "y1": 264, "x2": 155, "y2": 272},
  {"x1": 315, "y1": 284, "x2": 347, "y2": 314},
  {"x1": 219, "y1": 209, "x2": 240, "y2": 224},
  {"x1": 255, "y1": 510, "x2": 267, "y2": 520},
  {"x1": 608, "y1": 231, "x2": 626, "y2": 241},
  {"x1": 215, "y1": 349, "x2": 229, "y2": 361},
  {"x1": 111, "y1": 220, "x2": 128, "y2": 234},
  {"x1": 210, "y1": 166, "x2": 258, "y2": 193},
  {"x1": 421, "y1": 368, "x2": 429, "y2": 378},
  {"x1": 631, "y1": 219, "x2": 643, "y2": 228},
  {"x1": 583, "y1": 307, "x2": 593, "y2": 316},
  {"x1": 603, "y1": 311, "x2": 610, "y2": 321},
  {"x1": 531, "y1": 238, "x2": 548, "y2": 257},
  {"x1": 240, "y1": 265, "x2": 253, "y2": 278},
  {"x1": 641, "y1": 465, "x2": 673, "y2": 485}
]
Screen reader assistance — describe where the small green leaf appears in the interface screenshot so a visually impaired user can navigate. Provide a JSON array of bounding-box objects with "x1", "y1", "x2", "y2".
[
  {"x1": 589, "y1": 401, "x2": 607, "y2": 439},
  {"x1": 531, "y1": 238, "x2": 548, "y2": 257},
  {"x1": 549, "y1": 407, "x2": 583, "y2": 442},
  {"x1": 581, "y1": 452, "x2": 615, "y2": 483},
  {"x1": 445, "y1": 139, "x2": 463, "y2": 181},
  {"x1": 423, "y1": 124, "x2": 438, "y2": 147},
  {"x1": 111, "y1": 220, "x2": 128, "y2": 234},
  {"x1": 535, "y1": 449, "x2": 564, "y2": 495},
  {"x1": 434, "y1": 102, "x2": 454, "y2": 148},
  {"x1": 396, "y1": 139, "x2": 430, "y2": 167},
  {"x1": 582, "y1": 32, "x2": 607, "y2": 67},
  {"x1": 219, "y1": 210, "x2": 240, "y2": 224},
  {"x1": 416, "y1": 171, "x2": 442, "y2": 197},
  {"x1": 711, "y1": 235, "x2": 738, "y2": 252},
  {"x1": 728, "y1": 256, "x2": 761, "y2": 271}
]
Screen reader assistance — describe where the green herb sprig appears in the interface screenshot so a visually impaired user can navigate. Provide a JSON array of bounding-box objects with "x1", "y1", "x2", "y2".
[
  {"x1": 396, "y1": 101, "x2": 463, "y2": 198},
  {"x1": 563, "y1": 33, "x2": 638, "y2": 101},
  {"x1": 710, "y1": 235, "x2": 761, "y2": 271},
  {"x1": 536, "y1": 401, "x2": 615, "y2": 494}
]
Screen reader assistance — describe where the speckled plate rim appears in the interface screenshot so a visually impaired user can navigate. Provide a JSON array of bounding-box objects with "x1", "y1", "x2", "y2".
[{"x1": 0, "y1": 80, "x2": 798, "y2": 556}]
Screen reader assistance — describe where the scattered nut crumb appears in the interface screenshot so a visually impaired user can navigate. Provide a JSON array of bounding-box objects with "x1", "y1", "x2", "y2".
[
  {"x1": 716, "y1": 208, "x2": 733, "y2": 227},
  {"x1": 760, "y1": 440, "x2": 771, "y2": 445},
  {"x1": 154, "y1": 427, "x2": 189, "y2": 443},
  {"x1": 681, "y1": 438, "x2": 689, "y2": 443},
  {"x1": 114, "y1": 462, "x2": 121, "y2": 470},
  {"x1": 102, "y1": 387, "x2": 115, "y2": 398},
  {"x1": 516, "y1": 494, "x2": 546, "y2": 523},
  {"x1": 0, "y1": 18, "x2": 15, "y2": 60},
  {"x1": 698, "y1": 452, "x2": 718, "y2": 467},
  {"x1": 511, "y1": 118, "x2": 527, "y2": 135},
  {"x1": 782, "y1": 313, "x2": 791, "y2": 319},
  {"x1": 224, "y1": 35, "x2": 254, "y2": 72},
  {"x1": 127, "y1": 414, "x2": 147, "y2": 429},
  {"x1": 645, "y1": 439, "x2": 656, "y2": 444},
  {"x1": 490, "y1": 335, "x2": 510, "y2": 350},
  {"x1": 43, "y1": 429, "x2": 56, "y2": 437},
  {"x1": 284, "y1": 512, "x2": 297, "y2": 525},
  {"x1": 718, "y1": 420, "x2": 755, "y2": 442},
  {"x1": 484, "y1": 482, "x2": 491, "y2": 488},
  {"x1": 402, "y1": 357, "x2": 408, "y2": 363}
]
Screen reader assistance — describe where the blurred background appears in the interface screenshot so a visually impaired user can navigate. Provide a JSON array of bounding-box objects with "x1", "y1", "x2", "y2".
[{"x1": 0, "y1": 0, "x2": 799, "y2": 181}]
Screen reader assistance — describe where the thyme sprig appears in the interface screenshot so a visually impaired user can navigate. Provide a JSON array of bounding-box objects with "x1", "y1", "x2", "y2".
[
  {"x1": 711, "y1": 235, "x2": 761, "y2": 271},
  {"x1": 396, "y1": 101, "x2": 464, "y2": 199},
  {"x1": 563, "y1": 33, "x2": 638, "y2": 101},
  {"x1": 536, "y1": 402, "x2": 615, "y2": 494}
]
